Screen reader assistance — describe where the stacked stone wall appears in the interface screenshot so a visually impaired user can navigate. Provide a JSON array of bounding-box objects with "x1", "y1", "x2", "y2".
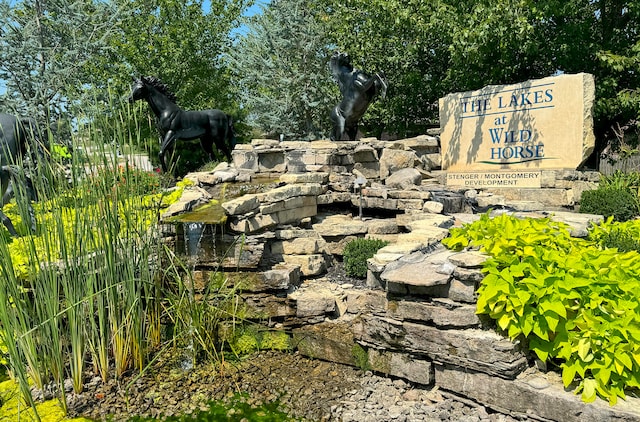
[{"x1": 161, "y1": 139, "x2": 639, "y2": 421}]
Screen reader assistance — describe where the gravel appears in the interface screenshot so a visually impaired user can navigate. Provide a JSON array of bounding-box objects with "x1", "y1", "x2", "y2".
[{"x1": 66, "y1": 350, "x2": 523, "y2": 421}]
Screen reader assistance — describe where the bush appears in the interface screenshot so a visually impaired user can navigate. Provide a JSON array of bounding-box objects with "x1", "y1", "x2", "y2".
[
  {"x1": 343, "y1": 238, "x2": 389, "y2": 278},
  {"x1": 588, "y1": 217, "x2": 640, "y2": 253},
  {"x1": 443, "y1": 213, "x2": 640, "y2": 405},
  {"x1": 579, "y1": 187, "x2": 639, "y2": 221}
]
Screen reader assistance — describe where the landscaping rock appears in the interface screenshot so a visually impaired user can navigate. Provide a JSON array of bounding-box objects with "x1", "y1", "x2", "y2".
[
  {"x1": 312, "y1": 214, "x2": 368, "y2": 237},
  {"x1": 385, "y1": 167, "x2": 422, "y2": 189},
  {"x1": 354, "y1": 316, "x2": 529, "y2": 379}
]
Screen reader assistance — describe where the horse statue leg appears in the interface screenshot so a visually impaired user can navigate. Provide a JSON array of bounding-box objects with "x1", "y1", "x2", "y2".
[
  {"x1": 200, "y1": 134, "x2": 216, "y2": 162},
  {"x1": 330, "y1": 106, "x2": 346, "y2": 141},
  {"x1": 374, "y1": 72, "x2": 388, "y2": 99},
  {"x1": 159, "y1": 131, "x2": 176, "y2": 173},
  {"x1": 345, "y1": 124, "x2": 359, "y2": 142},
  {"x1": 221, "y1": 115, "x2": 236, "y2": 161},
  {"x1": 0, "y1": 166, "x2": 21, "y2": 236},
  {"x1": 0, "y1": 171, "x2": 18, "y2": 236}
]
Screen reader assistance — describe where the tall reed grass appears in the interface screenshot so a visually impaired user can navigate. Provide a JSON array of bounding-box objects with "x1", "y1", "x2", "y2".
[{"x1": 0, "y1": 94, "x2": 196, "y2": 420}]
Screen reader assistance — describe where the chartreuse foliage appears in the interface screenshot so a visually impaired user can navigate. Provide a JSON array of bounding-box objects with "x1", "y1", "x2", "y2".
[
  {"x1": 442, "y1": 213, "x2": 640, "y2": 405},
  {"x1": 1, "y1": 176, "x2": 188, "y2": 280},
  {"x1": 0, "y1": 379, "x2": 90, "y2": 422}
]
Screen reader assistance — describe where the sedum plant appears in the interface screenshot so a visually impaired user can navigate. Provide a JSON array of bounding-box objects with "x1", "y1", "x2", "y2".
[{"x1": 443, "y1": 213, "x2": 640, "y2": 405}]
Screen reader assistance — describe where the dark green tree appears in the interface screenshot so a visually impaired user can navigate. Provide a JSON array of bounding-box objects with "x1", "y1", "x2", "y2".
[
  {"x1": 319, "y1": 0, "x2": 640, "y2": 148},
  {"x1": 94, "y1": 0, "x2": 249, "y2": 112},
  {"x1": 318, "y1": 0, "x2": 453, "y2": 137},
  {"x1": 229, "y1": 0, "x2": 335, "y2": 140}
]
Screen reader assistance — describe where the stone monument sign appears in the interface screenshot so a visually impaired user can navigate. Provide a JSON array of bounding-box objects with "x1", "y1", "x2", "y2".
[{"x1": 439, "y1": 73, "x2": 595, "y2": 188}]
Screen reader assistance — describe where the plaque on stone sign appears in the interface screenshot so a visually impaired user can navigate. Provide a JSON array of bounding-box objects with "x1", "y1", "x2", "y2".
[{"x1": 439, "y1": 73, "x2": 595, "y2": 177}]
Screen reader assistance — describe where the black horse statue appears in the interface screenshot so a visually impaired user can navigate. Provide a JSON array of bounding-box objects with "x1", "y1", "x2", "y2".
[
  {"x1": 128, "y1": 76, "x2": 236, "y2": 173},
  {"x1": 0, "y1": 113, "x2": 43, "y2": 236},
  {"x1": 329, "y1": 51, "x2": 387, "y2": 141}
]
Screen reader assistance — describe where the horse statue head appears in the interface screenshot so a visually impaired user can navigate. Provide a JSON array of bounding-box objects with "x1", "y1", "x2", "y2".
[{"x1": 129, "y1": 76, "x2": 178, "y2": 104}]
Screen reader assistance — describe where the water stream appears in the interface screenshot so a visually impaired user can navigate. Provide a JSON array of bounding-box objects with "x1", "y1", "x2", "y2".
[{"x1": 181, "y1": 222, "x2": 207, "y2": 371}]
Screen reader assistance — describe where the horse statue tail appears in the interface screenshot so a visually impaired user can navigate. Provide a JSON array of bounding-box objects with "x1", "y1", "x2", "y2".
[{"x1": 375, "y1": 71, "x2": 388, "y2": 100}]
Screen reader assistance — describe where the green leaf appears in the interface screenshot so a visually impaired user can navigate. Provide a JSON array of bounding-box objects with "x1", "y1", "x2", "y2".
[
  {"x1": 632, "y1": 347, "x2": 640, "y2": 367},
  {"x1": 561, "y1": 363, "x2": 577, "y2": 387},
  {"x1": 581, "y1": 378, "x2": 598, "y2": 403},
  {"x1": 520, "y1": 313, "x2": 534, "y2": 337},
  {"x1": 543, "y1": 299, "x2": 567, "y2": 319},
  {"x1": 543, "y1": 311, "x2": 560, "y2": 332},
  {"x1": 577, "y1": 338, "x2": 591, "y2": 361},
  {"x1": 497, "y1": 313, "x2": 512, "y2": 331},
  {"x1": 616, "y1": 353, "x2": 633, "y2": 371},
  {"x1": 532, "y1": 318, "x2": 550, "y2": 341},
  {"x1": 594, "y1": 366, "x2": 611, "y2": 386}
]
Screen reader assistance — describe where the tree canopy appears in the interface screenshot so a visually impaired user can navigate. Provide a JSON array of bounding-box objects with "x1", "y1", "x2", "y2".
[
  {"x1": 319, "y1": 0, "x2": 640, "y2": 143},
  {"x1": 230, "y1": 0, "x2": 334, "y2": 140},
  {"x1": 0, "y1": 0, "x2": 120, "y2": 126},
  {"x1": 1, "y1": 0, "x2": 639, "y2": 156}
]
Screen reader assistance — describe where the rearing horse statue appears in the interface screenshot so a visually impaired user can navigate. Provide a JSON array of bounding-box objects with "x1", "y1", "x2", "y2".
[
  {"x1": 329, "y1": 52, "x2": 387, "y2": 141},
  {"x1": 129, "y1": 76, "x2": 236, "y2": 173}
]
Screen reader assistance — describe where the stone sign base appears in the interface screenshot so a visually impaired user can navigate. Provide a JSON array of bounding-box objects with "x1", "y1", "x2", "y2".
[{"x1": 158, "y1": 136, "x2": 636, "y2": 421}]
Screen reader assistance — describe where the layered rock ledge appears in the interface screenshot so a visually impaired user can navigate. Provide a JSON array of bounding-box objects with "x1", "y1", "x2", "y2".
[{"x1": 160, "y1": 137, "x2": 639, "y2": 422}]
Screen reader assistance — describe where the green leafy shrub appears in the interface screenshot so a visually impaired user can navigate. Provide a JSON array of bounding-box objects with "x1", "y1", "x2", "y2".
[
  {"x1": 579, "y1": 187, "x2": 639, "y2": 221},
  {"x1": 259, "y1": 331, "x2": 291, "y2": 351},
  {"x1": 588, "y1": 217, "x2": 640, "y2": 252},
  {"x1": 232, "y1": 332, "x2": 260, "y2": 355},
  {"x1": 343, "y1": 238, "x2": 389, "y2": 278},
  {"x1": 229, "y1": 327, "x2": 291, "y2": 356},
  {"x1": 443, "y1": 213, "x2": 640, "y2": 405}
]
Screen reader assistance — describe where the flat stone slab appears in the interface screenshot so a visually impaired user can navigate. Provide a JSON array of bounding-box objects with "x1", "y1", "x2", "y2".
[
  {"x1": 293, "y1": 320, "x2": 357, "y2": 366},
  {"x1": 367, "y1": 349, "x2": 434, "y2": 386},
  {"x1": 448, "y1": 251, "x2": 488, "y2": 268},
  {"x1": 396, "y1": 212, "x2": 454, "y2": 229},
  {"x1": 395, "y1": 226, "x2": 450, "y2": 247},
  {"x1": 354, "y1": 316, "x2": 528, "y2": 379},
  {"x1": 256, "y1": 183, "x2": 324, "y2": 203},
  {"x1": 365, "y1": 219, "x2": 399, "y2": 234},
  {"x1": 387, "y1": 298, "x2": 481, "y2": 328},
  {"x1": 279, "y1": 172, "x2": 329, "y2": 184},
  {"x1": 225, "y1": 265, "x2": 300, "y2": 292},
  {"x1": 222, "y1": 194, "x2": 260, "y2": 216},
  {"x1": 312, "y1": 214, "x2": 368, "y2": 237},
  {"x1": 161, "y1": 187, "x2": 212, "y2": 219},
  {"x1": 545, "y1": 210, "x2": 604, "y2": 237},
  {"x1": 435, "y1": 365, "x2": 640, "y2": 422},
  {"x1": 288, "y1": 283, "x2": 337, "y2": 317},
  {"x1": 380, "y1": 249, "x2": 456, "y2": 287}
]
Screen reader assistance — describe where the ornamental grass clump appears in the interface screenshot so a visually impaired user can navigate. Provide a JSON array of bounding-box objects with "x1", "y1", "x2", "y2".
[
  {"x1": 0, "y1": 94, "x2": 190, "y2": 420},
  {"x1": 443, "y1": 213, "x2": 640, "y2": 405}
]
